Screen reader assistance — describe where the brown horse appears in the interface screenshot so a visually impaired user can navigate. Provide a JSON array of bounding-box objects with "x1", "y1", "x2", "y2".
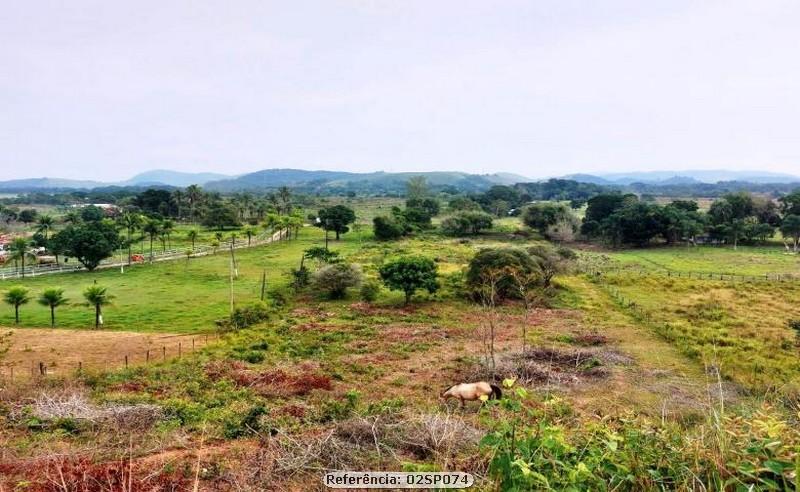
[{"x1": 441, "y1": 382, "x2": 502, "y2": 407}]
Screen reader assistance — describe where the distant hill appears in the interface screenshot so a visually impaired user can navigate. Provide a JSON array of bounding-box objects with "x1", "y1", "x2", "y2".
[
  {"x1": 204, "y1": 169, "x2": 532, "y2": 193},
  {"x1": 0, "y1": 177, "x2": 106, "y2": 191},
  {"x1": 123, "y1": 170, "x2": 233, "y2": 187},
  {"x1": 562, "y1": 170, "x2": 800, "y2": 185}
]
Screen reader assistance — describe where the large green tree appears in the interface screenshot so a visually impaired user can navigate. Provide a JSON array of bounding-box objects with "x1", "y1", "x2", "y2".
[
  {"x1": 379, "y1": 256, "x2": 438, "y2": 305},
  {"x1": 317, "y1": 205, "x2": 356, "y2": 240},
  {"x1": 52, "y1": 221, "x2": 122, "y2": 270}
]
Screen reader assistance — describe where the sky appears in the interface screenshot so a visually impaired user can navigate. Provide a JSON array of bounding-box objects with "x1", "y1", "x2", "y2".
[{"x1": 1, "y1": 0, "x2": 800, "y2": 182}]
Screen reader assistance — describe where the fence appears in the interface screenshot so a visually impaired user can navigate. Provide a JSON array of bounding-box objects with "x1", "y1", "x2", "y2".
[
  {"x1": 580, "y1": 264, "x2": 800, "y2": 284},
  {"x1": 0, "y1": 229, "x2": 286, "y2": 280},
  {"x1": 0, "y1": 333, "x2": 221, "y2": 382}
]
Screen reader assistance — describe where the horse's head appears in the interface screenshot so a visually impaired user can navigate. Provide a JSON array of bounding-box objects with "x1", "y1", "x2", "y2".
[{"x1": 440, "y1": 385, "x2": 455, "y2": 399}]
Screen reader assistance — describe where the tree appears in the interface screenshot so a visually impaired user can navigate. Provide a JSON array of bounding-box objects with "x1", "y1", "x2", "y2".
[
  {"x1": 317, "y1": 205, "x2": 356, "y2": 240},
  {"x1": 187, "y1": 229, "x2": 199, "y2": 250},
  {"x1": 379, "y1": 256, "x2": 439, "y2": 305},
  {"x1": 304, "y1": 246, "x2": 341, "y2": 266},
  {"x1": 406, "y1": 176, "x2": 429, "y2": 201},
  {"x1": 779, "y1": 190, "x2": 800, "y2": 216},
  {"x1": 53, "y1": 221, "x2": 122, "y2": 270},
  {"x1": 185, "y1": 184, "x2": 204, "y2": 221},
  {"x1": 527, "y1": 245, "x2": 574, "y2": 288},
  {"x1": 8, "y1": 237, "x2": 35, "y2": 278},
  {"x1": 118, "y1": 212, "x2": 143, "y2": 265},
  {"x1": 38, "y1": 288, "x2": 68, "y2": 327},
  {"x1": 373, "y1": 215, "x2": 407, "y2": 240},
  {"x1": 441, "y1": 211, "x2": 493, "y2": 236},
  {"x1": 243, "y1": 226, "x2": 257, "y2": 246},
  {"x1": 80, "y1": 205, "x2": 105, "y2": 223},
  {"x1": 4, "y1": 286, "x2": 30, "y2": 325},
  {"x1": 142, "y1": 219, "x2": 162, "y2": 260},
  {"x1": 202, "y1": 202, "x2": 241, "y2": 230},
  {"x1": 83, "y1": 285, "x2": 113, "y2": 329},
  {"x1": 406, "y1": 197, "x2": 440, "y2": 217},
  {"x1": 18, "y1": 208, "x2": 38, "y2": 224},
  {"x1": 780, "y1": 215, "x2": 800, "y2": 252},
  {"x1": 466, "y1": 248, "x2": 539, "y2": 301},
  {"x1": 523, "y1": 203, "x2": 576, "y2": 233},
  {"x1": 36, "y1": 214, "x2": 55, "y2": 241},
  {"x1": 311, "y1": 263, "x2": 362, "y2": 299},
  {"x1": 161, "y1": 219, "x2": 175, "y2": 249}
]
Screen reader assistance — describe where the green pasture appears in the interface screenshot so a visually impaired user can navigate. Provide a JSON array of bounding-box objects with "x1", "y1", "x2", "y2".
[
  {"x1": 0, "y1": 227, "x2": 359, "y2": 333},
  {"x1": 600, "y1": 244, "x2": 800, "y2": 276}
]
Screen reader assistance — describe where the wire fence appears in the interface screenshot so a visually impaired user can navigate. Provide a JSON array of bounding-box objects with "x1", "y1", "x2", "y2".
[
  {"x1": 0, "y1": 333, "x2": 221, "y2": 382},
  {"x1": 0, "y1": 229, "x2": 286, "y2": 280},
  {"x1": 580, "y1": 264, "x2": 800, "y2": 283}
]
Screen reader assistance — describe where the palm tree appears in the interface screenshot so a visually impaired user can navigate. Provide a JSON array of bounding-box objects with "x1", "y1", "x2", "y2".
[
  {"x1": 161, "y1": 219, "x2": 175, "y2": 249},
  {"x1": 214, "y1": 231, "x2": 224, "y2": 243},
  {"x1": 36, "y1": 215, "x2": 55, "y2": 241},
  {"x1": 118, "y1": 212, "x2": 143, "y2": 265},
  {"x1": 8, "y1": 237, "x2": 35, "y2": 278},
  {"x1": 243, "y1": 226, "x2": 256, "y2": 246},
  {"x1": 171, "y1": 189, "x2": 185, "y2": 220},
  {"x1": 83, "y1": 285, "x2": 113, "y2": 329},
  {"x1": 185, "y1": 184, "x2": 203, "y2": 222},
  {"x1": 142, "y1": 219, "x2": 162, "y2": 261},
  {"x1": 4, "y1": 286, "x2": 30, "y2": 325},
  {"x1": 38, "y1": 288, "x2": 68, "y2": 327},
  {"x1": 278, "y1": 186, "x2": 292, "y2": 214},
  {"x1": 187, "y1": 229, "x2": 199, "y2": 251}
]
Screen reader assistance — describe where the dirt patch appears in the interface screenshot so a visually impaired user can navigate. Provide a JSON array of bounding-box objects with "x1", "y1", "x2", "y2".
[{"x1": 0, "y1": 328, "x2": 208, "y2": 379}]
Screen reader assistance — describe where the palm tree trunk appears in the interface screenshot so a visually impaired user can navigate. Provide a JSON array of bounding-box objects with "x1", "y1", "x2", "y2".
[
  {"x1": 127, "y1": 229, "x2": 132, "y2": 266},
  {"x1": 21, "y1": 256, "x2": 25, "y2": 279},
  {"x1": 149, "y1": 236, "x2": 154, "y2": 261},
  {"x1": 50, "y1": 306, "x2": 55, "y2": 327},
  {"x1": 14, "y1": 305, "x2": 20, "y2": 324},
  {"x1": 95, "y1": 304, "x2": 100, "y2": 329}
]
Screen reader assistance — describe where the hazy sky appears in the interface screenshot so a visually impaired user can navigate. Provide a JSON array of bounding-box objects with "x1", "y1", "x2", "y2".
[{"x1": 2, "y1": 0, "x2": 799, "y2": 181}]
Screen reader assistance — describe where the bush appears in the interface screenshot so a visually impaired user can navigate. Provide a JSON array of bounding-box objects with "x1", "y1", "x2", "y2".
[
  {"x1": 373, "y1": 215, "x2": 407, "y2": 240},
  {"x1": 441, "y1": 211, "x2": 493, "y2": 236},
  {"x1": 289, "y1": 265, "x2": 311, "y2": 291},
  {"x1": 360, "y1": 280, "x2": 381, "y2": 303},
  {"x1": 312, "y1": 263, "x2": 362, "y2": 299},
  {"x1": 217, "y1": 302, "x2": 272, "y2": 331}
]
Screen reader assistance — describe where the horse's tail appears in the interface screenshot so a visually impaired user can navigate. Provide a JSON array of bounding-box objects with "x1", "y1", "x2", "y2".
[{"x1": 489, "y1": 384, "x2": 502, "y2": 400}]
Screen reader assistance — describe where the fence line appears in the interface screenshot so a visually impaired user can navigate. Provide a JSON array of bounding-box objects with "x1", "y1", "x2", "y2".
[
  {"x1": 580, "y1": 264, "x2": 800, "y2": 284},
  {"x1": 0, "y1": 332, "x2": 222, "y2": 382},
  {"x1": 0, "y1": 229, "x2": 287, "y2": 280}
]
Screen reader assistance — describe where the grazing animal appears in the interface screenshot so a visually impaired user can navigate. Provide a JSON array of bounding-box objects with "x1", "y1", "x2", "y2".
[{"x1": 441, "y1": 381, "x2": 502, "y2": 407}]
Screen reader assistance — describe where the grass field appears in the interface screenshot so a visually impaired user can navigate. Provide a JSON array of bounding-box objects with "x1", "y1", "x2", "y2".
[
  {"x1": 0, "y1": 227, "x2": 359, "y2": 332},
  {"x1": 592, "y1": 244, "x2": 800, "y2": 276},
  {"x1": 2, "y1": 219, "x2": 800, "y2": 489}
]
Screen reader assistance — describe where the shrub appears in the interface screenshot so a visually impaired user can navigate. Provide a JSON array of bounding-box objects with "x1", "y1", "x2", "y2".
[
  {"x1": 218, "y1": 302, "x2": 272, "y2": 331},
  {"x1": 373, "y1": 215, "x2": 407, "y2": 240},
  {"x1": 441, "y1": 211, "x2": 494, "y2": 236},
  {"x1": 312, "y1": 263, "x2": 362, "y2": 299},
  {"x1": 360, "y1": 280, "x2": 381, "y2": 303},
  {"x1": 289, "y1": 265, "x2": 311, "y2": 291}
]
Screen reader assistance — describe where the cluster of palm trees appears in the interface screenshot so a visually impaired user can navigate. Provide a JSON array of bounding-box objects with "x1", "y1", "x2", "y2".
[
  {"x1": 3, "y1": 285, "x2": 112, "y2": 328},
  {"x1": 167, "y1": 185, "x2": 293, "y2": 223}
]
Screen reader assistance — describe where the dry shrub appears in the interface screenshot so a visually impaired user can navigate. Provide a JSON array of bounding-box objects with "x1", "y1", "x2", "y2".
[
  {"x1": 0, "y1": 455, "x2": 189, "y2": 491},
  {"x1": 467, "y1": 347, "x2": 631, "y2": 386},
  {"x1": 399, "y1": 413, "x2": 483, "y2": 461},
  {"x1": 15, "y1": 392, "x2": 164, "y2": 430},
  {"x1": 572, "y1": 333, "x2": 609, "y2": 346}
]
